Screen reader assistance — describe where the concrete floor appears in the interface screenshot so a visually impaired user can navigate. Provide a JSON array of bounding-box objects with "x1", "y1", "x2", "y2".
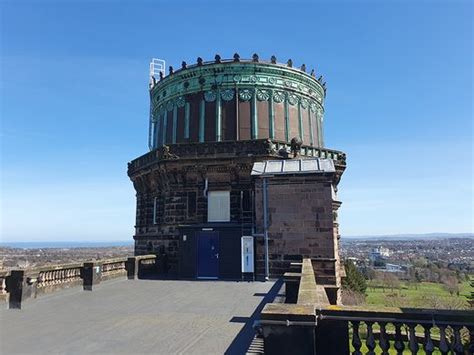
[{"x1": 0, "y1": 278, "x2": 282, "y2": 355}]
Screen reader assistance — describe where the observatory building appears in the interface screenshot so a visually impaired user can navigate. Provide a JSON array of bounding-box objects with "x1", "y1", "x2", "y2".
[{"x1": 128, "y1": 54, "x2": 346, "y2": 302}]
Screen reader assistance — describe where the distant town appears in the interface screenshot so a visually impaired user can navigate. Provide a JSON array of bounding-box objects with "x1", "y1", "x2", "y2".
[
  {"x1": 1, "y1": 235, "x2": 472, "y2": 274},
  {"x1": 0, "y1": 245, "x2": 133, "y2": 270},
  {"x1": 342, "y1": 236, "x2": 473, "y2": 273}
]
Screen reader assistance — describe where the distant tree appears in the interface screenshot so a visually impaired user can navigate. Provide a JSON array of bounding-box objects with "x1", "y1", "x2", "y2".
[
  {"x1": 382, "y1": 273, "x2": 400, "y2": 292},
  {"x1": 422, "y1": 294, "x2": 468, "y2": 310},
  {"x1": 441, "y1": 275, "x2": 460, "y2": 296},
  {"x1": 414, "y1": 270, "x2": 423, "y2": 283},
  {"x1": 343, "y1": 260, "x2": 367, "y2": 294},
  {"x1": 360, "y1": 266, "x2": 376, "y2": 281}
]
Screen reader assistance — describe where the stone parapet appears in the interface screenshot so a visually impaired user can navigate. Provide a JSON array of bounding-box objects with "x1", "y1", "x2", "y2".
[
  {"x1": 3, "y1": 254, "x2": 157, "y2": 309},
  {"x1": 258, "y1": 258, "x2": 474, "y2": 354}
]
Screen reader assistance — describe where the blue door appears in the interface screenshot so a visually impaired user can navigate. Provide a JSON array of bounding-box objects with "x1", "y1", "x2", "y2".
[{"x1": 197, "y1": 232, "x2": 219, "y2": 278}]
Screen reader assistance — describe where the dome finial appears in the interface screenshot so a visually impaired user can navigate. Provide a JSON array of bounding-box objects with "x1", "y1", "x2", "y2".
[{"x1": 233, "y1": 53, "x2": 240, "y2": 62}]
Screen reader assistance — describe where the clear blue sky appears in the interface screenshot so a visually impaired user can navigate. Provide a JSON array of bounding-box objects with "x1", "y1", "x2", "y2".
[{"x1": 1, "y1": 1, "x2": 472, "y2": 241}]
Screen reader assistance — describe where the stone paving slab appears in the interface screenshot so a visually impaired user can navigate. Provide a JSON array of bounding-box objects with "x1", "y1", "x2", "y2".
[{"x1": 0, "y1": 278, "x2": 278, "y2": 355}]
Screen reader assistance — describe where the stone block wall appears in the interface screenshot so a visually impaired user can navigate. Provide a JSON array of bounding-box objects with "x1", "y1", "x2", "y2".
[
  {"x1": 132, "y1": 157, "x2": 255, "y2": 274},
  {"x1": 254, "y1": 175, "x2": 340, "y2": 282}
]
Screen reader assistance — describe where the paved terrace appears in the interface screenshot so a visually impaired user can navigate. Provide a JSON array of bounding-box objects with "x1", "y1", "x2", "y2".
[{"x1": 0, "y1": 279, "x2": 283, "y2": 355}]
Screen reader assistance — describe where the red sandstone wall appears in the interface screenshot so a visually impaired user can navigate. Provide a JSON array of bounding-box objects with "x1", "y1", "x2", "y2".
[{"x1": 254, "y1": 176, "x2": 338, "y2": 279}]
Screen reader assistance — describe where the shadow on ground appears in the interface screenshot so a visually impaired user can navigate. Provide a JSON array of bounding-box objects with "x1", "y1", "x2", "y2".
[{"x1": 224, "y1": 279, "x2": 284, "y2": 354}]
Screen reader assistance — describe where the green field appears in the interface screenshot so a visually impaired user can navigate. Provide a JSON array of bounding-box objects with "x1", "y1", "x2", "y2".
[{"x1": 365, "y1": 280, "x2": 471, "y2": 309}]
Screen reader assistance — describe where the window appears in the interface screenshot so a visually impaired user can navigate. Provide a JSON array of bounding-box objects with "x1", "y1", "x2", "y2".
[{"x1": 208, "y1": 191, "x2": 230, "y2": 222}]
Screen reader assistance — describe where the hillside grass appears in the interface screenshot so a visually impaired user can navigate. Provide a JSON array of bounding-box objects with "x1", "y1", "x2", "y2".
[{"x1": 365, "y1": 280, "x2": 471, "y2": 309}]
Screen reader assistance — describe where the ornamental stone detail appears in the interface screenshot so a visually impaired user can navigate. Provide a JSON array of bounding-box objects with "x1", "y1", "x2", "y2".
[
  {"x1": 204, "y1": 91, "x2": 217, "y2": 102},
  {"x1": 256, "y1": 89, "x2": 270, "y2": 101},
  {"x1": 239, "y1": 89, "x2": 253, "y2": 101},
  {"x1": 166, "y1": 101, "x2": 174, "y2": 111},
  {"x1": 287, "y1": 93, "x2": 299, "y2": 106},
  {"x1": 300, "y1": 98, "x2": 309, "y2": 109},
  {"x1": 221, "y1": 89, "x2": 234, "y2": 101},
  {"x1": 176, "y1": 96, "x2": 185, "y2": 108},
  {"x1": 273, "y1": 90, "x2": 285, "y2": 103}
]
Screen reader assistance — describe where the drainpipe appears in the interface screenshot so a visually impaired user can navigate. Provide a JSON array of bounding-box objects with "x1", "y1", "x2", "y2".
[
  {"x1": 263, "y1": 177, "x2": 269, "y2": 281},
  {"x1": 203, "y1": 178, "x2": 208, "y2": 197}
]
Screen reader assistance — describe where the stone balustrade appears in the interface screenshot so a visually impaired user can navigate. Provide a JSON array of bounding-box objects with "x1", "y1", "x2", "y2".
[
  {"x1": 36, "y1": 263, "x2": 83, "y2": 291},
  {"x1": 0, "y1": 270, "x2": 9, "y2": 302},
  {"x1": 317, "y1": 307, "x2": 473, "y2": 355},
  {"x1": 259, "y1": 258, "x2": 474, "y2": 355},
  {"x1": 101, "y1": 258, "x2": 128, "y2": 281},
  {"x1": 3, "y1": 254, "x2": 158, "y2": 309}
]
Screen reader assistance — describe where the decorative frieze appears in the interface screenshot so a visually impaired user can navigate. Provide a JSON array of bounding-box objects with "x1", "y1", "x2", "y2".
[{"x1": 150, "y1": 61, "x2": 325, "y2": 112}]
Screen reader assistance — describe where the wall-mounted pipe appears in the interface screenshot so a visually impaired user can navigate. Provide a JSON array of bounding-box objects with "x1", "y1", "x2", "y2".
[
  {"x1": 203, "y1": 178, "x2": 208, "y2": 197},
  {"x1": 263, "y1": 177, "x2": 269, "y2": 280}
]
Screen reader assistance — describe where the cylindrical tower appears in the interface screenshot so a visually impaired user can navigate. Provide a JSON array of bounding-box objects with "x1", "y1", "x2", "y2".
[
  {"x1": 129, "y1": 54, "x2": 345, "y2": 302},
  {"x1": 148, "y1": 54, "x2": 326, "y2": 150}
]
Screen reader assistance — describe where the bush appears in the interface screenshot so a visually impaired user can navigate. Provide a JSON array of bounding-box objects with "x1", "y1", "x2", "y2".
[{"x1": 341, "y1": 289, "x2": 365, "y2": 305}]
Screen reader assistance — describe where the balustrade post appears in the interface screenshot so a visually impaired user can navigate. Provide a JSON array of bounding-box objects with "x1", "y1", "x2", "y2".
[
  {"x1": 468, "y1": 326, "x2": 474, "y2": 355},
  {"x1": 438, "y1": 326, "x2": 449, "y2": 355},
  {"x1": 126, "y1": 257, "x2": 139, "y2": 280},
  {"x1": 83, "y1": 262, "x2": 101, "y2": 291},
  {"x1": 378, "y1": 322, "x2": 390, "y2": 355},
  {"x1": 408, "y1": 323, "x2": 419, "y2": 354},
  {"x1": 261, "y1": 304, "x2": 316, "y2": 355},
  {"x1": 452, "y1": 326, "x2": 464, "y2": 355},
  {"x1": 7, "y1": 270, "x2": 38, "y2": 309},
  {"x1": 7, "y1": 270, "x2": 25, "y2": 309},
  {"x1": 422, "y1": 324, "x2": 434, "y2": 355},
  {"x1": 351, "y1": 321, "x2": 362, "y2": 355},
  {"x1": 365, "y1": 321, "x2": 376, "y2": 355},
  {"x1": 315, "y1": 319, "x2": 349, "y2": 355},
  {"x1": 394, "y1": 323, "x2": 405, "y2": 355}
]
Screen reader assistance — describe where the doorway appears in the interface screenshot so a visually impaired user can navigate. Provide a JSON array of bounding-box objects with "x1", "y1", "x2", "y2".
[{"x1": 197, "y1": 231, "x2": 219, "y2": 279}]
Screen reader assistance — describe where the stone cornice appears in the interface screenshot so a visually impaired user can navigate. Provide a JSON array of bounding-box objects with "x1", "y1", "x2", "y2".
[{"x1": 128, "y1": 139, "x2": 346, "y2": 177}]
